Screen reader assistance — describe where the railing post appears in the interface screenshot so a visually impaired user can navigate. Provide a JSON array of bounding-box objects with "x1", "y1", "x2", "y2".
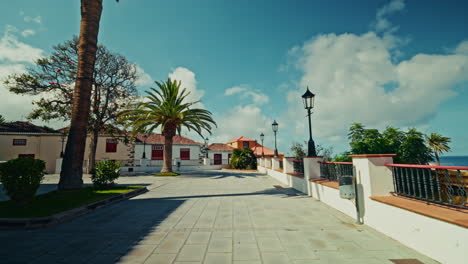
[
  {"x1": 304, "y1": 156, "x2": 323, "y2": 196},
  {"x1": 350, "y1": 154, "x2": 396, "y2": 198},
  {"x1": 283, "y1": 157, "x2": 294, "y2": 173}
]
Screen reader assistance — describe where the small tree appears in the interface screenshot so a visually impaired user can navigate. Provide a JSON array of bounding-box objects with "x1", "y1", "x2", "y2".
[
  {"x1": 5, "y1": 38, "x2": 138, "y2": 173},
  {"x1": 399, "y1": 129, "x2": 433, "y2": 164},
  {"x1": 290, "y1": 142, "x2": 306, "y2": 159},
  {"x1": 0, "y1": 114, "x2": 5, "y2": 125},
  {"x1": 230, "y1": 148, "x2": 257, "y2": 170},
  {"x1": 316, "y1": 144, "x2": 334, "y2": 161},
  {"x1": 426, "y1": 133, "x2": 451, "y2": 165}
]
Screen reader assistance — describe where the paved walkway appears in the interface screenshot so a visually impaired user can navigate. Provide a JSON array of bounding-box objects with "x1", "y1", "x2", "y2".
[{"x1": 0, "y1": 171, "x2": 437, "y2": 264}]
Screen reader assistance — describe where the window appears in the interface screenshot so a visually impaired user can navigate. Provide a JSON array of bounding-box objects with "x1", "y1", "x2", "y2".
[
  {"x1": 18, "y1": 154, "x2": 34, "y2": 158},
  {"x1": 243, "y1": 141, "x2": 249, "y2": 149},
  {"x1": 13, "y1": 139, "x2": 27, "y2": 146},
  {"x1": 180, "y1": 148, "x2": 190, "y2": 160},
  {"x1": 152, "y1": 145, "x2": 163, "y2": 160},
  {"x1": 105, "y1": 139, "x2": 117, "y2": 153}
]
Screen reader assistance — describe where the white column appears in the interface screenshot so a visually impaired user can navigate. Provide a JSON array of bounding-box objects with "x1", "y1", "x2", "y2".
[
  {"x1": 304, "y1": 157, "x2": 323, "y2": 196},
  {"x1": 283, "y1": 157, "x2": 294, "y2": 173},
  {"x1": 351, "y1": 154, "x2": 395, "y2": 198},
  {"x1": 271, "y1": 158, "x2": 279, "y2": 170},
  {"x1": 203, "y1": 158, "x2": 210, "y2": 165}
]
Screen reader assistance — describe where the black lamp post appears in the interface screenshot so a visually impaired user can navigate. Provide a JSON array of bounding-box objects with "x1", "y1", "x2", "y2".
[
  {"x1": 60, "y1": 132, "x2": 66, "y2": 158},
  {"x1": 260, "y1": 133, "x2": 265, "y2": 158},
  {"x1": 272, "y1": 120, "x2": 278, "y2": 157},
  {"x1": 142, "y1": 134, "x2": 148, "y2": 159},
  {"x1": 204, "y1": 137, "x2": 209, "y2": 158},
  {"x1": 302, "y1": 87, "x2": 317, "y2": 157}
]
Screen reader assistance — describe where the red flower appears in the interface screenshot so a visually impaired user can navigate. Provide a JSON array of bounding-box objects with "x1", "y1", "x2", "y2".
[{"x1": 56, "y1": 69, "x2": 61, "y2": 73}]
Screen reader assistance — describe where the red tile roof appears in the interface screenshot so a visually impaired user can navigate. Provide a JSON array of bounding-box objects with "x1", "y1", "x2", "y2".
[
  {"x1": 0, "y1": 121, "x2": 60, "y2": 134},
  {"x1": 135, "y1": 133, "x2": 202, "y2": 145},
  {"x1": 208, "y1": 143, "x2": 234, "y2": 151},
  {"x1": 251, "y1": 144, "x2": 283, "y2": 157},
  {"x1": 226, "y1": 136, "x2": 256, "y2": 144}
]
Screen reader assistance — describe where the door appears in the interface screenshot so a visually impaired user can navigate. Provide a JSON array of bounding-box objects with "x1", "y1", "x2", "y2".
[
  {"x1": 151, "y1": 145, "x2": 163, "y2": 160},
  {"x1": 214, "y1": 153, "x2": 222, "y2": 165}
]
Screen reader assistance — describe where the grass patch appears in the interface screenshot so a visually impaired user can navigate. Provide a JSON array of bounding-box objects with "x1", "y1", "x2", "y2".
[
  {"x1": 154, "y1": 172, "x2": 180, "y2": 176},
  {"x1": 0, "y1": 185, "x2": 143, "y2": 218}
]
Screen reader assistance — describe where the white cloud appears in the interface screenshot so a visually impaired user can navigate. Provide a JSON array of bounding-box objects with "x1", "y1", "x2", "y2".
[
  {"x1": 0, "y1": 26, "x2": 43, "y2": 62},
  {"x1": 168, "y1": 67, "x2": 205, "y2": 106},
  {"x1": 224, "y1": 85, "x2": 269, "y2": 105},
  {"x1": 374, "y1": 0, "x2": 405, "y2": 32},
  {"x1": 455, "y1": 40, "x2": 468, "y2": 55},
  {"x1": 21, "y1": 29, "x2": 35, "y2": 37},
  {"x1": 23, "y1": 15, "x2": 42, "y2": 24},
  {"x1": 285, "y1": 32, "x2": 468, "y2": 145},
  {"x1": 134, "y1": 65, "x2": 153, "y2": 87},
  {"x1": 209, "y1": 104, "x2": 272, "y2": 144},
  {"x1": 225, "y1": 86, "x2": 247, "y2": 95}
]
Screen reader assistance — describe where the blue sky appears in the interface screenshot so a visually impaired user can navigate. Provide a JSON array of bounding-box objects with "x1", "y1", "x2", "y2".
[{"x1": 1, "y1": 0, "x2": 467, "y2": 156}]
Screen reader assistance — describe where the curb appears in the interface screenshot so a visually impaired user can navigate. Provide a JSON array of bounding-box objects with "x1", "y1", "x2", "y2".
[{"x1": 0, "y1": 187, "x2": 148, "y2": 230}]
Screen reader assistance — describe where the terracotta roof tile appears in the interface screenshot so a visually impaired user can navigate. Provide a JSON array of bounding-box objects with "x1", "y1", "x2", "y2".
[
  {"x1": 0, "y1": 121, "x2": 60, "y2": 134},
  {"x1": 208, "y1": 143, "x2": 234, "y2": 151},
  {"x1": 226, "y1": 136, "x2": 256, "y2": 144},
  {"x1": 135, "y1": 133, "x2": 202, "y2": 145}
]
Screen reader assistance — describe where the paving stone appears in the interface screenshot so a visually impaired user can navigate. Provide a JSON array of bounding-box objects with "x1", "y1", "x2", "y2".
[
  {"x1": 204, "y1": 253, "x2": 232, "y2": 264},
  {"x1": 144, "y1": 253, "x2": 176, "y2": 264},
  {"x1": 0, "y1": 171, "x2": 438, "y2": 264},
  {"x1": 176, "y1": 244, "x2": 207, "y2": 262},
  {"x1": 208, "y1": 237, "x2": 233, "y2": 252},
  {"x1": 233, "y1": 243, "x2": 260, "y2": 261}
]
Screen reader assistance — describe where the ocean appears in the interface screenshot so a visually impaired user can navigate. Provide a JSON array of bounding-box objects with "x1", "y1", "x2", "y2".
[{"x1": 438, "y1": 156, "x2": 468, "y2": 167}]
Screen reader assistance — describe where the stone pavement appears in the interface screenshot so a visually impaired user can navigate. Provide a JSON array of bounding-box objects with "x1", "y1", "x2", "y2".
[{"x1": 0, "y1": 171, "x2": 438, "y2": 264}]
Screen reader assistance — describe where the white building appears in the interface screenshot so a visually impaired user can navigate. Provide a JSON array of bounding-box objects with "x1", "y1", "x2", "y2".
[{"x1": 207, "y1": 143, "x2": 234, "y2": 165}]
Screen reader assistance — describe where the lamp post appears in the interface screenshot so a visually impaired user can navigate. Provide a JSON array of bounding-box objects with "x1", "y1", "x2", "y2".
[
  {"x1": 60, "y1": 132, "x2": 66, "y2": 158},
  {"x1": 204, "y1": 137, "x2": 209, "y2": 158},
  {"x1": 272, "y1": 120, "x2": 278, "y2": 157},
  {"x1": 142, "y1": 134, "x2": 148, "y2": 159},
  {"x1": 260, "y1": 133, "x2": 265, "y2": 158},
  {"x1": 302, "y1": 87, "x2": 317, "y2": 157}
]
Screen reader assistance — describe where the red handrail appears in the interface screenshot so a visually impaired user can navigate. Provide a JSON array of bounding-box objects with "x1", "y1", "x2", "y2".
[
  {"x1": 319, "y1": 161, "x2": 353, "y2": 165},
  {"x1": 293, "y1": 160, "x2": 303, "y2": 163},
  {"x1": 385, "y1": 163, "x2": 468, "y2": 170}
]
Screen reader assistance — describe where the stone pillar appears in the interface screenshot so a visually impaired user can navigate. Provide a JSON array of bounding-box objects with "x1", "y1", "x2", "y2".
[
  {"x1": 271, "y1": 158, "x2": 279, "y2": 170},
  {"x1": 283, "y1": 157, "x2": 295, "y2": 173},
  {"x1": 304, "y1": 157, "x2": 323, "y2": 196},
  {"x1": 350, "y1": 154, "x2": 395, "y2": 198}
]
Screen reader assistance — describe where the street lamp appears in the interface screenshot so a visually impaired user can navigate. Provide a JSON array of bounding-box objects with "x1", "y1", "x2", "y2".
[
  {"x1": 272, "y1": 120, "x2": 278, "y2": 157},
  {"x1": 302, "y1": 87, "x2": 317, "y2": 157},
  {"x1": 260, "y1": 133, "x2": 265, "y2": 157},
  {"x1": 204, "y1": 137, "x2": 209, "y2": 158},
  {"x1": 142, "y1": 134, "x2": 148, "y2": 159}
]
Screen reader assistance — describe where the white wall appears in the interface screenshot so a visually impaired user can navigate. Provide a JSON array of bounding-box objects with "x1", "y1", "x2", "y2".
[{"x1": 134, "y1": 144, "x2": 202, "y2": 164}]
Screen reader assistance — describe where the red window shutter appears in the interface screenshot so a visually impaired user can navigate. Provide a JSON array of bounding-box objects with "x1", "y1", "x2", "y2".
[
  {"x1": 180, "y1": 148, "x2": 190, "y2": 160},
  {"x1": 152, "y1": 145, "x2": 163, "y2": 160},
  {"x1": 18, "y1": 154, "x2": 35, "y2": 158},
  {"x1": 106, "y1": 139, "x2": 117, "y2": 153}
]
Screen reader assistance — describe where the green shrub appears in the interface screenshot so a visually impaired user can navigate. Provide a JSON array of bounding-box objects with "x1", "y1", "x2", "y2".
[
  {"x1": 154, "y1": 172, "x2": 180, "y2": 176},
  {"x1": 230, "y1": 148, "x2": 257, "y2": 170},
  {"x1": 0, "y1": 157, "x2": 45, "y2": 204},
  {"x1": 91, "y1": 160, "x2": 122, "y2": 189}
]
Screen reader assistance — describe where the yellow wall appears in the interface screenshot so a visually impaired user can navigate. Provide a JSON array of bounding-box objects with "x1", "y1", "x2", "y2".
[{"x1": 0, "y1": 134, "x2": 131, "y2": 174}]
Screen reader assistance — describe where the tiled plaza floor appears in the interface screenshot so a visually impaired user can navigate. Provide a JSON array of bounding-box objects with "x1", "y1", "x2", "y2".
[{"x1": 0, "y1": 171, "x2": 438, "y2": 263}]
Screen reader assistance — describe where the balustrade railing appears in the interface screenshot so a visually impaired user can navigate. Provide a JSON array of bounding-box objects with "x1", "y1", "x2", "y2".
[
  {"x1": 386, "y1": 164, "x2": 468, "y2": 209},
  {"x1": 319, "y1": 161, "x2": 353, "y2": 181},
  {"x1": 293, "y1": 160, "x2": 304, "y2": 174}
]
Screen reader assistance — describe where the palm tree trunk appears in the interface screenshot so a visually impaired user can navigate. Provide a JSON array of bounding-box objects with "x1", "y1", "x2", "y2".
[
  {"x1": 88, "y1": 129, "x2": 99, "y2": 174},
  {"x1": 59, "y1": 0, "x2": 103, "y2": 190},
  {"x1": 162, "y1": 134, "x2": 174, "y2": 173},
  {"x1": 435, "y1": 152, "x2": 440, "y2": 165}
]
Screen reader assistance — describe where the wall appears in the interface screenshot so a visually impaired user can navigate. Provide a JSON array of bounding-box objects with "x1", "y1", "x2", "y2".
[
  {"x1": 258, "y1": 156, "x2": 468, "y2": 264},
  {"x1": 0, "y1": 134, "x2": 62, "y2": 173},
  {"x1": 207, "y1": 151, "x2": 232, "y2": 165},
  {"x1": 134, "y1": 144, "x2": 202, "y2": 165}
]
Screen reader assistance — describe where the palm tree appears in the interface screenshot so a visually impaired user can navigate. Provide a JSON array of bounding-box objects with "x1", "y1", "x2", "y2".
[
  {"x1": 59, "y1": 0, "x2": 120, "y2": 190},
  {"x1": 119, "y1": 78, "x2": 217, "y2": 173},
  {"x1": 426, "y1": 133, "x2": 451, "y2": 165}
]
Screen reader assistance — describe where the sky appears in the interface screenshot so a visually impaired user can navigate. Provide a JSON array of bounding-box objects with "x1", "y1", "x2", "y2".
[{"x1": 0, "y1": 0, "x2": 467, "y2": 156}]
